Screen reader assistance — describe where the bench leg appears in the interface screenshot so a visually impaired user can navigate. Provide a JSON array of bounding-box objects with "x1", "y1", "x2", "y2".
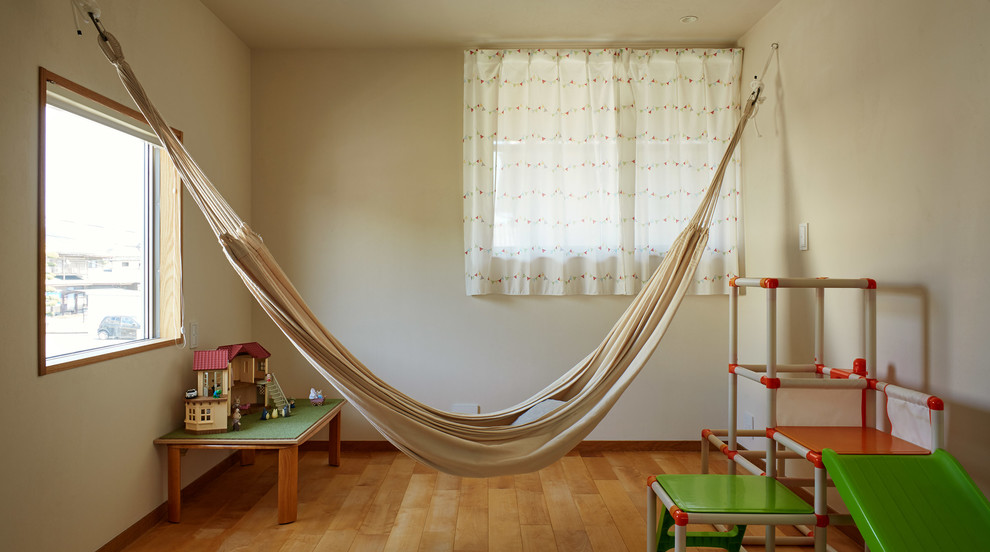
[
  {"x1": 328, "y1": 410, "x2": 341, "y2": 466},
  {"x1": 167, "y1": 446, "x2": 181, "y2": 523},
  {"x1": 241, "y1": 448, "x2": 255, "y2": 466},
  {"x1": 278, "y1": 445, "x2": 298, "y2": 524}
]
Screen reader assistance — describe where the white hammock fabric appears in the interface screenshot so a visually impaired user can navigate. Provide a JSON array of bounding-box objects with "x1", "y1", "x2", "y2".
[{"x1": 94, "y1": 30, "x2": 758, "y2": 477}]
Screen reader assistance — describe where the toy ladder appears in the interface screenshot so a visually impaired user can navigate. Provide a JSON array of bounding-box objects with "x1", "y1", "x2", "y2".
[{"x1": 266, "y1": 374, "x2": 290, "y2": 414}]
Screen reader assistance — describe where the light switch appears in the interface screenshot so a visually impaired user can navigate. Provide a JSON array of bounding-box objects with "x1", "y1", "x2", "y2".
[
  {"x1": 799, "y1": 223, "x2": 809, "y2": 251},
  {"x1": 188, "y1": 321, "x2": 199, "y2": 348}
]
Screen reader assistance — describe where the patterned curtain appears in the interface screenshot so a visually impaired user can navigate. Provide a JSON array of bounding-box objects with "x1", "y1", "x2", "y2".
[{"x1": 464, "y1": 48, "x2": 743, "y2": 295}]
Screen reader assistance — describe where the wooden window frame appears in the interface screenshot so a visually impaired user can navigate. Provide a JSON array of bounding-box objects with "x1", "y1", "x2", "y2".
[{"x1": 38, "y1": 68, "x2": 184, "y2": 375}]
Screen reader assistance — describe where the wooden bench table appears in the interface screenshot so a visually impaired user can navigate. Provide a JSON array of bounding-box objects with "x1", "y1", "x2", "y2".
[{"x1": 154, "y1": 399, "x2": 344, "y2": 524}]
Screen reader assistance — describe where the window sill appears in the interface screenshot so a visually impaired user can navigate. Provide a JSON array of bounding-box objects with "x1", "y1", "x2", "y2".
[{"x1": 41, "y1": 336, "x2": 184, "y2": 376}]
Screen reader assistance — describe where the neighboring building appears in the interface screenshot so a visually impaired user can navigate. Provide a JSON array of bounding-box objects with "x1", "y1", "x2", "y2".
[{"x1": 183, "y1": 342, "x2": 271, "y2": 434}]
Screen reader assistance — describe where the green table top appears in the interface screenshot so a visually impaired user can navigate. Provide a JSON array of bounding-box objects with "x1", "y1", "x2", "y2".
[
  {"x1": 155, "y1": 399, "x2": 343, "y2": 445},
  {"x1": 654, "y1": 474, "x2": 813, "y2": 514}
]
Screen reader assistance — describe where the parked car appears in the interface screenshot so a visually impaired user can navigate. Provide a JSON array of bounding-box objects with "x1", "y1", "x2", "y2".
[{"x1": 97, "y1": 315, "x2": 141, "y2": 340}]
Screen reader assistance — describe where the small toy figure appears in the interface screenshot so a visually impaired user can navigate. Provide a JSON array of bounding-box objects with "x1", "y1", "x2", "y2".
[
  {"x1": 232, "y1": 408, "x2": 242, "y2": 431},
  {"x1": 309, "y1": 388, "x2": 325, "y2": 406},
  {"x1": 271, "y1": 406, "x2": 279, "y2": 419},
  {"x1": 289, "y1": 398, "x2": 296, "y2": 409},
  {"x1": 282, "y1": 405, "x2": 290, "y2": 418},
  {"x1": 260, "y1": 407, "x2": 269, "y2": 420},
  {"x1": 233, "y1": 397, "x2": 241, "y2": 411}
]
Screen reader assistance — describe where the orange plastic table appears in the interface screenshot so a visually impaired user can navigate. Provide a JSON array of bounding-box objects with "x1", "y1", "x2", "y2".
[{"x1": 776, "y1": 426, "x2": 930, "y2": 455}]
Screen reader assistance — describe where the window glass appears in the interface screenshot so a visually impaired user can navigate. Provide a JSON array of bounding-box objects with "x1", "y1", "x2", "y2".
[{"x1": 45, "y1": 105, "x2": 151, "y2": 355}]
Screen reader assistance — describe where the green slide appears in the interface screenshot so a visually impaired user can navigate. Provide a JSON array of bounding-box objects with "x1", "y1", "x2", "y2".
[{"x1": 823, "y1": 449, "x2": 990, "y2": 551}]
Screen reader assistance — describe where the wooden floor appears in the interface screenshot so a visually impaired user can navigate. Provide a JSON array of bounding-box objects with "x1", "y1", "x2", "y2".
[{"x1": 122, "y1": 449, "x2": 862, "y2": 552}]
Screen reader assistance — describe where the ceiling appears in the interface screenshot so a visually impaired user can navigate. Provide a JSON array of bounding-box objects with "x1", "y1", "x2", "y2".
[{"x1": 199, "y1": 0, "x2": 781, "y2": 50}]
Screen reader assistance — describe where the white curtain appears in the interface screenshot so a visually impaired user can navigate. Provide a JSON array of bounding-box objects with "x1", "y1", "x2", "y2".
[{"x1": 464, "y1": 48, "x2": 743, "y2": 295}]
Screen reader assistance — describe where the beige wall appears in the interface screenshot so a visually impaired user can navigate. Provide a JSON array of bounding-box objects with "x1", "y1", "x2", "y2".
[
  {"x1": 738, "y1": 0, "x2": 990, "y2": 492},
  {"x1": 249, "y1": 49, "x2": 730, "y2": 444},
  {"x1": 0, "y1": 1, "x2": 253, "y2": 550}
]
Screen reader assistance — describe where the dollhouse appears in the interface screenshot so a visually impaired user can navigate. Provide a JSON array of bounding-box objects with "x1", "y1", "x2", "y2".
[{"x1": 183, "y1": 342, "x2": 271, "y2": 434}]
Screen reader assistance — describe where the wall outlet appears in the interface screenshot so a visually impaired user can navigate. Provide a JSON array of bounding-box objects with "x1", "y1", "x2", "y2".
[{"x1": 451, "y1": 403, "x2": 480, "y2": 414}]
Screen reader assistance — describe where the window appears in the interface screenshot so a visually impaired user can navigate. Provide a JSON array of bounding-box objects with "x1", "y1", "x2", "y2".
[
  {"x1": 39, "y1": 68, "x2": 182, "y2": 375},
  {"x1": 464, "y1": 48, "x2": 743, "y2": 296}
]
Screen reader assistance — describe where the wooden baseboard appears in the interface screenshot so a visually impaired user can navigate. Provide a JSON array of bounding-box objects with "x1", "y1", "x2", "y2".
[
  {"x1": 299, "y1": 439, "x2": 715, "y2": 454},
  {"x1": 572, "y1": 440, "x2": 711, "y2": 452},
  {"x1": 97, "y1": 451, "x2": 241, "y2": 552},
  {"x1": 96, "y1": 503, "x2": 167, "y2": 552}
]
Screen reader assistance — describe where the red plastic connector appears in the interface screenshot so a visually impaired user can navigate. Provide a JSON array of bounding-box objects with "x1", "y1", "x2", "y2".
[
  {"x1": 853, "y1": 358, "x2": 867, "y2": 376},
  {"x1": 702, "y1": 429, "x2": 713, "y2": 439},
  {"x1": 671, "y1": 506, "x2": 689, "y2": 526},
  {"x1": 814, "y1": 363, "x2": 825, "y2": 374},
  {"x1": 760, "y1": 278, "x2": 779, "y2": 288},
  {"x1": 729, "y1": 276, "x2": 738, "y2": 287},
  {"x1": 928, "y1": 396, "x2": 945, "y2": 411},
  {"x1": 766, "y1": 428, "x2": 778, "y2": 439},
  {"x1": 760, "y1": 376, "x2": 781, "y2": 389},
  {"x1": 806, "y1": 451, "x2": 824, "y2": 468},
  {"x1": 816, "y1": 514, "x2": 830, "y2": 527},
  {"x1": 728, "y1": 363, "x2": 738, "y2": 374},
  {"x1": 865, "y1": 278, "x2": 877, "y2": 289},
  {"x1": 647, "y1": 475, "x2": 657, "y2": 487}
]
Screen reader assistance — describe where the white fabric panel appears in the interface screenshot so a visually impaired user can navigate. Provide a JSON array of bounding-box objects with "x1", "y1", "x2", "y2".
[{"x1": 886, "y1": 394, "x2": 933, "y2": 450}]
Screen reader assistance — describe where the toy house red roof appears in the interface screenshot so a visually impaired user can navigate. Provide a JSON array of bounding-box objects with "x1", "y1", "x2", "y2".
[
  {"x1": 192, "y1": 350, "x2": 229, "y2": 371},
  {"x1": 193, "y1": 342, "x2": 270, "y2": 371},
  {"x1": 217, "y1": 342, "x2": 270, "y2": 361}
]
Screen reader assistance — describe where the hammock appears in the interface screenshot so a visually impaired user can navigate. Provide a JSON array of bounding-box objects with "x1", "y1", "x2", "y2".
[{"x1": 90, "y1": 24, "x2": 761, "y2": 477}]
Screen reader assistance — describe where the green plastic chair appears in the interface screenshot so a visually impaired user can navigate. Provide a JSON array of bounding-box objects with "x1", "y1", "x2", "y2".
[{"x1": 653, "y1": 474, "x2": 814, "y2": 552}]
